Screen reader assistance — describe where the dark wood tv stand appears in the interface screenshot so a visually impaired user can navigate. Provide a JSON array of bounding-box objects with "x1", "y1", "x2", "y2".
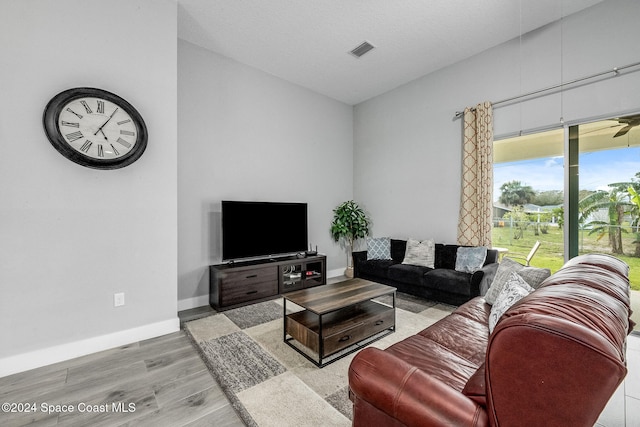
[{"x1": 209, "y1": 254, "x2": 326, "y2": 310}]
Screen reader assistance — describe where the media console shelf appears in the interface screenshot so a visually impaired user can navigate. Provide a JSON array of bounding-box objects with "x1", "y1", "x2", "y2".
[{"x1": 209, "y1": 254, "x2": 326, "y2": 310}]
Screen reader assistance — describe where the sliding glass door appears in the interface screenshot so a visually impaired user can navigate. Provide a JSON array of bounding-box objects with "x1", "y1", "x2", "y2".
[
  {"x1": 493, "y1": 128, "x2": 565, "y2": 272},
  {"x1": 493, "y1": 114, "x2": 640, "y2": 330},
  {"x1": 575, "y1": 116, "x2": 640, "y2": 274}
]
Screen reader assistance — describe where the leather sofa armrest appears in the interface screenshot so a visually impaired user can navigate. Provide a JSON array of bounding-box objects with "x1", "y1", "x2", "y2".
[{"x1": 349, "y1": 347, "x2": 489, "y2": 427}]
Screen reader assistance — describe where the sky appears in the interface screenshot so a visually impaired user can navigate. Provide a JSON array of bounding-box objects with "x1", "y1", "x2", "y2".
[{"x1": 494, "y1": 146, "x2": 640, "y2": 201}]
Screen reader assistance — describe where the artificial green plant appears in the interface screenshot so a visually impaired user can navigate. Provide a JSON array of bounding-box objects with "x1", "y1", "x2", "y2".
[{"x1": 330, "y1": 200, "x2": 371, "y2": 276}]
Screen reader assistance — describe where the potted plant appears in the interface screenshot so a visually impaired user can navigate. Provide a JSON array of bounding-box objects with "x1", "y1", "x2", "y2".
[{"x1": 330, "y1": 200, "x2": 371, "y2": 278}]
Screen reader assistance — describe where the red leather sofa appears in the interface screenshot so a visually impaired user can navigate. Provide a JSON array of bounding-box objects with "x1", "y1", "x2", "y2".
[{"x1": 348, "y1": 253, "x2": 634, "y2": 426}]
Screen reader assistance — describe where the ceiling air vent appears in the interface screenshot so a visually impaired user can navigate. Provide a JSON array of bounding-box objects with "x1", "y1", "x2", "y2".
[{"x1": 349, "y1": 41, "x2": 375, "y2": 58}]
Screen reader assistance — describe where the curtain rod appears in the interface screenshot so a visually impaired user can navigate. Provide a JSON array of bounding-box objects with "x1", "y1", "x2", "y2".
[{"x1": 453, "y1": 60, "x2": 640, "y2": 119}]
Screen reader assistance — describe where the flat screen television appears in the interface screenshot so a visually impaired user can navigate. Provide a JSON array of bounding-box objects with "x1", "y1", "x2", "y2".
[{"x1": 222, "y1": 200, "x2": 308, "y2": 261}]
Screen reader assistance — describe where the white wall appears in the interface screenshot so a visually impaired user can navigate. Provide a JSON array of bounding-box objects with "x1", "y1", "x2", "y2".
[
  {"x1": 177, "y1": 40, "x2": 354, "y2": 308},
  {"x1": 354, "y1": 0, "x2": 640, "y2": 242},
  {"x1": 0, "y1": 0, "x2": 178, "y2": 376}
]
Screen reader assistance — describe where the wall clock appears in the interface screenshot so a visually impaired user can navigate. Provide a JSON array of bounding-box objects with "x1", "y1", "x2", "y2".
[{"x1": 43, "y1": 87, "x2": 147, "y2": 169}]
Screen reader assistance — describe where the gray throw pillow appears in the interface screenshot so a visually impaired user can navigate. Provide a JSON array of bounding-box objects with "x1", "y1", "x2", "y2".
[
  {"x1": 517, "y1": 267, "x2": 551, "y2": 289},
  {"x1": 484, "y1": 258, "x2": 550, "y2": 305},
  {"x1": 402, "y1": 238, "x2": 435, "y2": 268},
  {"x1": 455, "y1": 246, "x2": 487, "y2": 273},
  {"x1": 488, "y1": 272, "x2": 534, "y2": 333}
]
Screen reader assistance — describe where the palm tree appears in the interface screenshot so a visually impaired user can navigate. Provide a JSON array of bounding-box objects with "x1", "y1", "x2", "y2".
[
  {"x1": 627, "y1": 185, "x2": 640, "y2": 256},
  {"x1": 499, "y1": 180, "x2": 535, "y2": 206},
  {"x1": 552, "y1": 206, "x2": 564, "y2": 230},
  {"x1": 579, "y1": 186, "x2": 631, "y2": 254}
]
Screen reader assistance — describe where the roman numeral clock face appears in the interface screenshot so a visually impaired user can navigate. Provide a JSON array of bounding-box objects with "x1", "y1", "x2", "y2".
[
  {"x1": 43, "y1": 88, "x2": 147, "y2": 169},
  {"x1": 60, "y1": 98, "x2": 136, "y2": 159}
]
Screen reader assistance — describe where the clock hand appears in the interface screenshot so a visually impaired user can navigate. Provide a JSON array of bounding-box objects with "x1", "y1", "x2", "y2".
[
  {"x1": 99, "y1": 128, "x2": 109, "y2": 141},
  {"x1": 94, "y1": 107, "x2": 119, "y2": 135}
]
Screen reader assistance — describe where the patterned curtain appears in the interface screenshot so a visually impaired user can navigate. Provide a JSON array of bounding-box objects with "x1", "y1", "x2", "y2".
[{"x1": 457, "y1": 101, "x2": 493, "y2": 247}]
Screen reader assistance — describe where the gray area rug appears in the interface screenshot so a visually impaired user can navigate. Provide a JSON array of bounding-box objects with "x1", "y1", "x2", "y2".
[
  {"x1": 201, "y1": 331, "x2": 286, "y2": 394},
  {"x1": 223, "y1": 300, "x2": 283, "y2": 329},
  {"x1": 185, "y1": 293, "x2": 452, "y2": 426}
]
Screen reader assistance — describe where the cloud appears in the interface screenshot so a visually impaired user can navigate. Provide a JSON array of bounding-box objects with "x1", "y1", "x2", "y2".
[{"x1": 542, "y1": 156, "x2": 561, "y2": 167}]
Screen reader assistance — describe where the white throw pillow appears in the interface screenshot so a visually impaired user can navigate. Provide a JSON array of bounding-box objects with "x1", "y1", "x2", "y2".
[
  {"x1": 488, "y1": 272, "x2": 534, "y2": 333},
  {"x1": 402, "y1": 238, "x2": 435, "y2": 268}
]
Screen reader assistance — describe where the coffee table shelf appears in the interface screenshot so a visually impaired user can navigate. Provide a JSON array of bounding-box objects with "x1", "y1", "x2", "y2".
[{"x1": 283, "y1": 279, "x2": 396, "y2": 367}]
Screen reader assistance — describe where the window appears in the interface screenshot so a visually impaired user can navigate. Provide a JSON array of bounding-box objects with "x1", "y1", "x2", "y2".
[
  {"x1": 493, "y1": 128, "x2": 564, "y2": 272},
  {"x1": 493, "y1": 115, "x2": 640, "y2": 330}
]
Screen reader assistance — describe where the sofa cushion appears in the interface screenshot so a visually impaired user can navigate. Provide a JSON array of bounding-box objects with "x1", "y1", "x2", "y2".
[
  {"x1": 488, "y1": 272, "x2": 534, "y2": 333},
  {"x1": 485, "y1": 258, "x2": 550, "y2": 305},
  {"x1": 366, "y1": 237, "x2": 391, "y2": 260},
  {"x1": 390, "y1": 239, "x2": 407, "y2": 263},
  {"x1": 484, "y1": 249, "x2": 499, "y2": 265},
  {"x1": 357, "y1": 259, "x2": 396, "y2": 278},
  {"x1": 454, "y1": 297, "x2": 492, "y2": 324},
  {"x1": 424, "y1": 269, "x2": 473, "y2": 295},
  {"x1": 436, "y1": 244, "x2": 459, "y2": 269},
  {"x1": 385, "y1": 334, "x2": 479, "y2": 392},
  {"x1": 388, "y1": 263, "x2": 432, "y2": 285},
  {"x1": 417, "y1": 313, "x2": 489, "y2": 365},
  {"x1": 455, "y1": 246, "x2": 487, "y2": 273},
  {"x1": 462, "y1": 363, "x2": 487, "y2": 406},
  {"x1": 402, "y1": 238, "x2": 435, "y2": 268}
]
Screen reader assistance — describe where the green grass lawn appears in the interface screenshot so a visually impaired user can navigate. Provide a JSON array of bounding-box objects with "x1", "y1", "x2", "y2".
[{"x1": 492, "y1": 225, "x2": 640, "y2": 291}]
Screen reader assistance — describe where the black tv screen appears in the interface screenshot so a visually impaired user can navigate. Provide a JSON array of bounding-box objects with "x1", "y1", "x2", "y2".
[{"x1": 222, "y1": 201, "x2": 308, "y2": 261}]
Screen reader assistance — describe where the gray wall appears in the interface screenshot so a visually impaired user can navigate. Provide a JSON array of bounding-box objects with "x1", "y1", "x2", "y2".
[
  {"x1": 177, "y1": 40, "x2": 354, "y2": 308},
  {"x1": 0, "y1": 0, "x2": 178, "y2": 374},
  {"x1": 353, "y1": 0, "x2": 640, "y2": 243},
  {"x1": 3, "y1": 0, "x2": 638, "y2": 376}
]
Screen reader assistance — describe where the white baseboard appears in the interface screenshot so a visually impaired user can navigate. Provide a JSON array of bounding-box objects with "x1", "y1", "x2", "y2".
[
  {"x1": 327, "y1": 268, "x2": 346, "y2": 278},
  {"x1": 178, "y1": 294, "x2": 210, "y2": 311},
  {"x1": 0, "y1": 318, "x2": 180, "y2": 378}
]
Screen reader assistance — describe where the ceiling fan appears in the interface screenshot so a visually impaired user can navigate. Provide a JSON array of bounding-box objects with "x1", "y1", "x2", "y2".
[
  {"x1": 580, "y1": 113, "x2": 640, "y2": 139},
  {"x1": 610, "y1": 114, "x2": 640, "y2": 138}
]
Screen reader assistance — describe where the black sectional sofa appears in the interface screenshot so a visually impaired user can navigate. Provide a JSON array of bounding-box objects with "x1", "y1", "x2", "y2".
[{"x1": 352, "y1": 239, "x2": 499, "y2": 305}]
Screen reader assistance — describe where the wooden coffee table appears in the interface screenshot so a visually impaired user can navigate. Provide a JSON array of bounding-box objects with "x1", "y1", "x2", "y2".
[{"x1": 283, "y1": 278, "x2": 396, "y2": 367}]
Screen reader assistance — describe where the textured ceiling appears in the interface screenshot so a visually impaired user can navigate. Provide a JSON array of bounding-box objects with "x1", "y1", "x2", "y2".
[{"x1": 177, "y1": 0, "x2": 603, "y2": 105}]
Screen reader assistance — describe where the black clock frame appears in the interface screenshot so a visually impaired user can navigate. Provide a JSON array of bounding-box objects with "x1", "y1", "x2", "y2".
[{"x1": 43, "y1": 87, "x2": 148, "y2": 170}]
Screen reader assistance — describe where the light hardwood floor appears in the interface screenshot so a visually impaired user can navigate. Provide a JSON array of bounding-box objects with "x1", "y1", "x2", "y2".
[
  {"x1": 2, "y1": 298, "x2": 637, "y2": 426},
  {"x1": 0, "y1": 308, "x2": 243, "y2": 427}
]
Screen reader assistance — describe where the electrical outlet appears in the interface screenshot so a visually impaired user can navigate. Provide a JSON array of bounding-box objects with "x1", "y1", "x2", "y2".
[{"x1": 114, "y1": 292, "x2": 125, "y2": 307}]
